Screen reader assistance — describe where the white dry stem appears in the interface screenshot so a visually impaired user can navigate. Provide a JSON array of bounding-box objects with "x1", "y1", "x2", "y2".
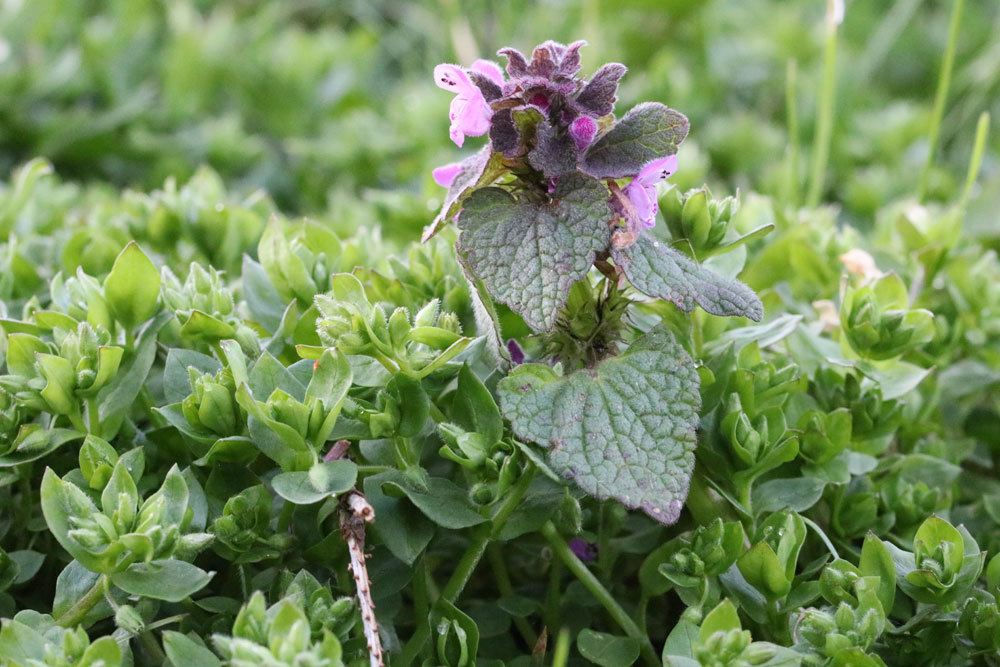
[{"x1": 340, "y1": 491, "x2": 383, "y2": 667}]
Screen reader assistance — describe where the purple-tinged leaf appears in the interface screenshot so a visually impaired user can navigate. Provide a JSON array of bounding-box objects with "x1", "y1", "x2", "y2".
[
  {"x1": 583, "y1": 102, "x2": 689, "y2": 179},
  {"x1": 575, "y1": 63, "x2": 627, "y2": 117}
]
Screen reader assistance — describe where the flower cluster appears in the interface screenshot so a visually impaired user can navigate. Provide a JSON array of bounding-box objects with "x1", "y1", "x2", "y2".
[{"x1": 433, "y1": 40, "x2": 682, "y2": 235}]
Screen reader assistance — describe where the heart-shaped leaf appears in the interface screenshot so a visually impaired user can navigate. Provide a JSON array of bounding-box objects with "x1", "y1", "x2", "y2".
[
  {"x1": 498, "y1": 326, "x2": 700, "y2": 524},
  {"x1": 457, "y1": 173, "x2": 611, "y2": 331}
]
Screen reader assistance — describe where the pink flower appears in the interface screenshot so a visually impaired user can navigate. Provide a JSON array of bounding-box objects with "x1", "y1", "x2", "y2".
[
  {"x1": 432, "y1": 162, "x2": 463, "y2": 188},
  {"x1": 569, "y1": 115, "x2": 597, "y2": 151},
  {"x1": 434, "y1": 61, "x2": 499, "y2": 147},
  {"x1": 624, "y1": 155, "x2": 678, "y2": 229}
]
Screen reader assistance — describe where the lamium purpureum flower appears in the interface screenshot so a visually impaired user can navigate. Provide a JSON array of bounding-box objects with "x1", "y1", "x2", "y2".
[
  {"x1": 432, "y1": 162, "x2": 462, "y2": 188},
  {"x1": 434, "y1": 61, "x2": 503, "y2": 147},
  {"x1": 624, "y1": 155, "x2": 679, "y2": 231}
]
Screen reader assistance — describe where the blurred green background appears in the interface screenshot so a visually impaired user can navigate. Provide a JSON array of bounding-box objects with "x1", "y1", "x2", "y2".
[{"x1": 1, "y1": 0, "x2": 998, "y2": 240}]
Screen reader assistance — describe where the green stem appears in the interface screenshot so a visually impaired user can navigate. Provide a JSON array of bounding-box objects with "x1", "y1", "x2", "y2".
[
  {"x1": 56, "y1": 574, "x2": 108, "y2": 628},
  {"x1": 396, "y1": 465, "x2": 536, "y2": 666},
  {"x1": 785, "y1": 59, "x2": 801, "y2": 208},
  {"x1": 87, "y1": 396, "x2": 102, "y2": 437},
  {"x1": 959, "y1": 111, "x2": 990, "y2": 207},
  {"x1": 487, "y1": 544, "x2": 537, "y2": 647},
  {"x1": 412, "y1": 555, "x2": 431, "y2": 659},
  {"x1": 540, "y1": 521, "x2": 659, "y2": 667},
  {"x1": 806, "y1": 3, "x2": 840, "y2": 208},
  {"x1": 917, "y1": 0, "x2": 965, "y2": 202},
  {"x1": 551, "y1": 628, "x2": 571, "y2": 667},
  {"x1": 544, "y1": 556, "x2": 563, "y2": 633},
  {"x1": 277, "y1": 500, "x2": 295, "y2": 532}
]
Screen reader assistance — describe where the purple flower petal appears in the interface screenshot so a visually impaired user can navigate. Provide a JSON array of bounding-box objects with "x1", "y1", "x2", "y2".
[
  {"x1": 625, "y1": 155, "x2": 679, "y2": 229},
  {"x1": 471, "y1": 59, "x2": 505, "y2": 86},
  {"x1": 432, "y1": 162, "x2": 463, "y2": 188},
  {"x1": 568, "y1": 537, "x2": 598, "y2": 562},
  {"x1": 637, "y1": 154, "x2": 678, "y2": 185},
  {"x1": 506, "y1": 339, "x2": 525, "y2": 365},
  {"x1": 437, "y1": 63, "x2": 493, "y2": 147}
]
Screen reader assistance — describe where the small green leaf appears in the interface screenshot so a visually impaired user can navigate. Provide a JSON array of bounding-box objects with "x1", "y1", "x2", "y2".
[
  {"x1": 271, "y1": 460, "x2": 358, "y2": 505},
  {"x1": 163, "y1": 631, "x2": 222, "y2": 667},
  {"x1": 104, "y1": 241, "x2": 161, "y2": 329},
  {"x1": 499, "y1": 325, "x2": 700, "y2": 524},
  {"x1": 453, "y1": 364, "x2": 503, "y2": 445},
  {"x1": 379, "y1": 474, "x2": 486, "y2": 529},
  {"x1": 577, "y1": 629, "x2": 640, "y2": 667},
  {"x1": 110, "y1": 559, "x2": 213, "y2": 602},
  {"x1": 699, "y1": 599, "x2": 742, "y2": 642},
  {"x1": 613, "y1": 234, "x2": 763, "y2": 321}
]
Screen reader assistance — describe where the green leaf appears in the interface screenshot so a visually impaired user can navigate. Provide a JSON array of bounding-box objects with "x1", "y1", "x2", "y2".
[
  {"x1": 388, "y1": 373, "x2": 429, "y2": 437},
  {"x1": 249, "y1": 352, "x2": 307, "y2": 402},
  {"x1": 0, "y1": 428, "x2": 84, "y2": 468},
  {"x1": 40, "y1": 469, "x2": 107, "y2": 572},
  {"x1": 430, "y1": 598, "x2": 480, "y2": 667},
  {"x1": 110, "y1": 559, "x2": 213, "y2": 602},
  {"x1": 0, "y1": 619, "x2": 46, "y2": 662},
  {"x1": 103, "y1": 241, "x2": 161, "y2": 329},
  {"x1": 752, "y1": 477, "x2": 826, "y2": 514},
  {"x1": 271, "y1": 460, "x2": 358, "y2": 505},
  {"x1": 453, "y1": 364, "x2": 503, "y2": 445},
  {"x1": 699, "y1": 599, "x2": 742, "y2": 641},
  {"x1": 380, "y1": 476, "x2": 486, "y2": 529},
  {"x1": 613, "y1": 234, "x2": 763, "y2": 321},
  {"x1": 498, "y1": 325, "x2": 700, "y2": 524},
  {"x1": 457, "y1": 173, "x2": 611, "y2": 331},
  {"x1": 577, "y1": 629, "x2": 640, "y2": 667},
  {"x1": 363, "y1": 472, "x2": 434, "y2": 564},
  {"x1": 738, "y1": 542, "x2": 791, "y2": 600},
  {"x1": 583, "y1": 102, "x2": 689, "y2": 179},
  {"x1": 662, "y1": 618, "x2": 699, "y2": 660},
  {"x1": 163, "y1": 631, "x2": 222, "y2": 667},
  {"x1": 860, "y1": 533, "x2": 896, "y2": 614},
  {"x1": 98, "y1": 311, "x2": 172, "y2": 426}
]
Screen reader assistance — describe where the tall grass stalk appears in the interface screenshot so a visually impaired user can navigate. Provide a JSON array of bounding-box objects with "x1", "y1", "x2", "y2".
[
  {"x1": 959, "y1": 111, "x2": 990, "y2": 208},
  {"x1": 786, "y1": 59, "x2": 801, "y2": 207},
  {"x1": 917, "y1": 0, "x2": 965, "y2": 202},
  {"x1": 805, "y1": 0, "x2": 841, "y2": 208}
]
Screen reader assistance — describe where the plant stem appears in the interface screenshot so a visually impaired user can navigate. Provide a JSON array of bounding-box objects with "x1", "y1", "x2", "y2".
[
  {"x1": 396, "y1": 465, "x2": 536, "y2": 666},
  {"x1": 551, "y1": 628, "x2": 571, "y2": 667},
  {"x1": 917, "y1": 0, "x2": 965, "y2": 202},
  {"x1": 56, "y1": 574, "x2": 108, "y2": 627},
  {"x1": 959, "y1": 111, "x2": 990, "y2": 207},
  {"x1": 87, "y1": 396, "x2": 102, "y2": 437},
  {"x1": 277, "y1": 500, "x2": 295, "y2": 532},
  {"x1": 785, "y1": 59, "x2": 800, "y2": 208},
  {"x1": 805, "y1": 1, "x2": 840, "y2": 208},
  {"x1": 487, "y1": 543, "x2": 537, "y2": 647},
  {"x1": 540, "y1": 521, "x2": 659, "y2": 667}
]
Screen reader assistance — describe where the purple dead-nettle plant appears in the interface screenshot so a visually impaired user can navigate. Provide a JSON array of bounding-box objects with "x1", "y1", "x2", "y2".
[{"x1": 428, "y1": 41, "x2": 763, "y2": 526}]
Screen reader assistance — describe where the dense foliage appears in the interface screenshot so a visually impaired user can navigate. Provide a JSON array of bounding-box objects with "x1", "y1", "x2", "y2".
[{"x1": 1, "y1": 2, "x2": 999, "y2": 666}]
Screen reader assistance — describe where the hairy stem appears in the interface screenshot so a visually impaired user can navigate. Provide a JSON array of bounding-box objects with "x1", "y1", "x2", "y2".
[
  {"x1": 541, "y1": 521, "x2": 659, "y2": 667},
  {"x1": 56, "y1": 574, "x2": 108, "y2": 628}
]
